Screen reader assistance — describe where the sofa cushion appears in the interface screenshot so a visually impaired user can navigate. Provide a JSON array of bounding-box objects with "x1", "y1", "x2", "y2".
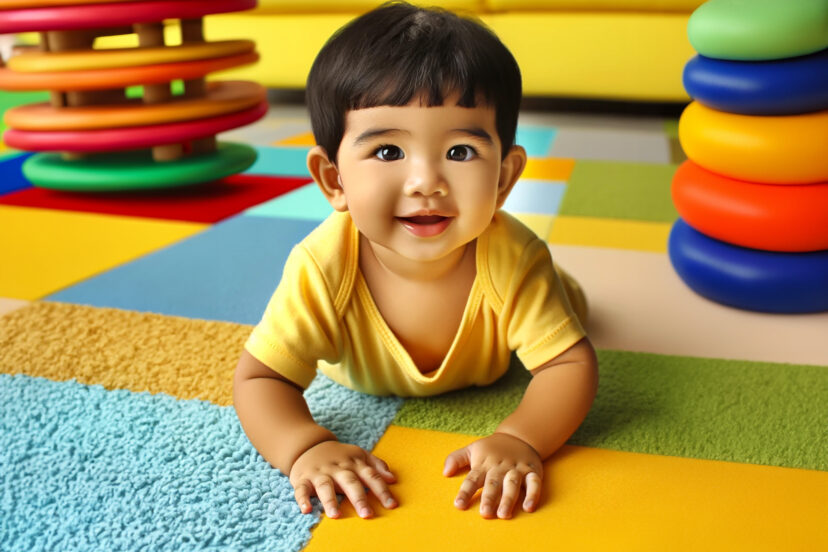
[
  {"x1": 250, "y1": 0, "x2": 485, "y2": 13},
  {"x1": 486, "y1": 0, "x2": 704, "y2": 11}
]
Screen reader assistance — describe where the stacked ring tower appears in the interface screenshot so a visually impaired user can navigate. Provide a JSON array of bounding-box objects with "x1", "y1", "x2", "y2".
[
  {"x1": 0, "y1": 0, "x2": 265, "y2": 191},
  {"x1": 669, "y1": 0, "x2": 828, "y2": 314}
]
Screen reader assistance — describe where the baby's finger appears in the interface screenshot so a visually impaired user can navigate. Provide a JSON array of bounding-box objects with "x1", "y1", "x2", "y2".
[
  {"x1": 523, "y1": 471, "x2": 542, "y2": 512},
  {"x1": 366, "y1": 453, "x2": 396, "y2": 483},
  {"x1": 454, "y1": 468, "x2": 485, "y2": 510},
  {"x1": 312, "y1": 475, "x2": 341, "y2": 519},
  {"x1": 443, "y1": 446, "x2": 471, "y2": 477},
  {"x1": 479, "y1": 471, "x2": 504, "y2": 519},
  {"x1": 496, "y1": 469, "x2": 522, "y2": 519},
  {"x1": 357, "y1": 465, "x2": 398, "y2": 510},
  {"x1": 293, "y1": 479, "x2": 314, "y2": 514},
  {"x1": 333, "y1": 471, "x2": 374, "y2": 519}
]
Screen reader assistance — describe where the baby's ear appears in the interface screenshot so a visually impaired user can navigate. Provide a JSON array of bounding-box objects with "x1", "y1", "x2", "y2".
[
  {"x1": 496, "y1": 145, "x2": 527, "y2": 209},
  {"x1": 307, "y1": 145, "x2": 348, "y2": 211}
]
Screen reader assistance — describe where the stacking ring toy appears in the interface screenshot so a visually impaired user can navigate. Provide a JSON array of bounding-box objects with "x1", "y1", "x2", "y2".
[
  {"x1": 5, "y1": 81, "x2": 265, "y2": 130},
  {"x1": 668, "y1": 218, "x2": 828, "y2": 314},
  {"x1": 672, "y1": 161, "x2": 828, "y2": 252},
  {"x1": 22, "y1": 142, "x2": 257, "y2": 191},
  {"x1": 679, "y1": 102, "x2": 828, "y2": 184},
  {"x1": 8, "y1": 39, "x2": 254, "y2": 73},
  {"x1": 0, "y1": 52, "x2": 258, "y2": 91},
  {"x1": 684, "y1": 49, "x2": 828, "y2": 115},
  {"x1": 0, "y1": 0, "x2": 261, "y2": 192},
  {"x1": 0, "y1": 0, "x2": 256, "y2": 33},
  {"x1": 5, "y1": 101, "x2": 268, "y2": 151}
]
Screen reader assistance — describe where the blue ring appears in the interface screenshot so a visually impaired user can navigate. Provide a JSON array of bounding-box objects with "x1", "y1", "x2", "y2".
[
  {"x1": 668, "y1": 219, "x2": 828, "y2": 313},
  {"x1": 683, "y1": 48, "x2": 828, "y2": 115}
]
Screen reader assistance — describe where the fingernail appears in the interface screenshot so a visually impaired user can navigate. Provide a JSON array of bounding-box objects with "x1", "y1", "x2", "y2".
[
  {"x1": 360, "y1": 507, "x2": 372, "y2": 518},
  {"x1": 385, "y1": 497, "x2": 396, "y2": 508},
  {"x1": 454, "y1": 498, "x2": 464, "y2": 507},
  {"x1": 524, "y1": 500, "x2": 534, "y2": 510}
]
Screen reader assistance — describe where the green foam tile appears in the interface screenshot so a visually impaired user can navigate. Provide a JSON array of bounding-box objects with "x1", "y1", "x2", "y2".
[
  {"x1": 559, "y1": 161, "x2": 680, "y2": 222},
  {"x1": 392, "y1": 350, "x2": 828, "y2": 471}
]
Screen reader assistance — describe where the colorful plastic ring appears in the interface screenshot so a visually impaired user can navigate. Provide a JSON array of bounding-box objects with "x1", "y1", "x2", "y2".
[
  {"x1": 8, "y1": 39, "x2": 254, "y2": 73},
  {"x1": 0, "y1": 0, "x2": 144, "y2": 9},
  {"x1": 684, "y1": 49, "x2": 828, "y2": 115},
  {"x1": 687, "y1": 0, "x2": 828, "y2": 61},
  {"x1": 4, "y1": 100, "x2": 268, "y2": 151},
  {"x1": 672, "y1": 160, "x2": 828, "y2": 252},
  {"x1": 668, "y1": 218, "x2": 828, "y2": 314},
  {"x1": 679, "y1": 101, "x2": 828, "y2": 184},
  {"x1": 0, "y1": 0, "x2": 256, "y2": 33},
  {"x1": 5, "y1": 81, "x2": 265, "y2": 130},
  {"x1": 0, "y1": 52, "x2": 258, "y2": 91},
  {"x1": 22, "y1": 141, "x2": 257, "y2": 191}
]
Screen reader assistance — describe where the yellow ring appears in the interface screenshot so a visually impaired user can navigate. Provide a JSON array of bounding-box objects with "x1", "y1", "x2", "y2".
[
  {"x1": 4, "y1": 80, "x2": 266, "y2": 130},
  {"x1": 8, "y1": 39, "x2": 254, "y2": 73},
  {"x1": 679, "y1": 101, "x2": 828, "y2": 184}
]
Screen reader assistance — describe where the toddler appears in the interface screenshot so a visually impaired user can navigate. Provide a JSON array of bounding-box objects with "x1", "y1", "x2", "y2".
[{"x1": 234, "y1": 1, "x2": 598, "y2": 521}]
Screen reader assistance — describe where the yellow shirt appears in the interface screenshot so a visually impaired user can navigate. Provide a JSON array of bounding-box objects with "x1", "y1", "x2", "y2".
[{"x1": 245, "y1": 210, "x2": 586, "y2": 397}]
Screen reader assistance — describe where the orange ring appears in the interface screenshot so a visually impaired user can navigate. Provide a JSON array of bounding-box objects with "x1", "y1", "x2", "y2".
[
  {"x1": 8, "y1": 40, "x2": 254, "y2": 73},
  {"x1": 672, "y1": 160, "x2": 828, "y2": 252},
  {"x1": 4, "y1": 80, "x2": 266, "y2": 130},
  {"x1": 0, "y1": 51, "x2": 258, "y2": 91}
]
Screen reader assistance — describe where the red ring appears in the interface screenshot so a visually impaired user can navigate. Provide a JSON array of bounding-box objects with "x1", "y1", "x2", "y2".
[
  {"x1": 3, "y1": 100, "x2": 268, "y2": 152},
  {"x1": 0, "y1": 0, "x2": 256, "y2": 33},
  {"x1": 672, "y1": 160, "x2": 828, "y2": 252}
]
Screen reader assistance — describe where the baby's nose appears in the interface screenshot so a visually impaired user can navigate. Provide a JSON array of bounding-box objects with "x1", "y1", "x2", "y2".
[{"x1": 403, "y1": 160, "x2": 447, "y2": 197}]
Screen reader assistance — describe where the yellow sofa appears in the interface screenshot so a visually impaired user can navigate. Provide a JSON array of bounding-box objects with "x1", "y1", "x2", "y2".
[{"x1": 205, "y1": 0, "x2": 701, "y2": 101}]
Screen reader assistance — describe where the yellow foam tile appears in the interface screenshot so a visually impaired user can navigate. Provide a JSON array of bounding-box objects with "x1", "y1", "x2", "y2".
[
  {"x1": 306, "y1": 426, "x2": 827, "y2": 551},
  {"x1": 0, "y1": 206, "x2": 206, "y2": 300},
  {"x1": 508, "y1": 213, "x2": 555, "y2": 240},
  {"x1": 274, "y1": 131, "x2": 316, "y2": 147},
  {"x1": 522, "y1": 157, "x2": 575, "y2": 181},
  {"x1": 548, "y1": 215, "x2": 672, "y2": 253}
]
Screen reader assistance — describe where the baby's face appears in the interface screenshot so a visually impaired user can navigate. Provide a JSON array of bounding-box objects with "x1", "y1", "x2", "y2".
[{"x1": 335, "y1": 95, "x2": 507, "y2": 264}]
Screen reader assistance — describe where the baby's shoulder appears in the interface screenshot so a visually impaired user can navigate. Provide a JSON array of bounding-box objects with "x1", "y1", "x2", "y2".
[
  {"x1": 291, "y1": 211, "x2": 358, "y2": 310},
  {"x1": 479, "y1": 211, "x2": 551, "y2": 303}
]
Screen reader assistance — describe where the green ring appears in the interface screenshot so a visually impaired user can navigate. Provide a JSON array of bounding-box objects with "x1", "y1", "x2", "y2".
[{"x1": 22, "y1": 142, "x2": 257, "y2": 191}]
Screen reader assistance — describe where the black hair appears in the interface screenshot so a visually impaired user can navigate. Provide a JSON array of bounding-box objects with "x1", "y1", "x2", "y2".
[{"x1": 306, "y1": 1, "x2": 522, "y2": 163}]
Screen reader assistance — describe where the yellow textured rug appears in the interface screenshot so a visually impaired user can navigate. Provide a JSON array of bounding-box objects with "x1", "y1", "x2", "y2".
[{"x1": 0, "y1": 301, "x2": 250, "y2": 406}]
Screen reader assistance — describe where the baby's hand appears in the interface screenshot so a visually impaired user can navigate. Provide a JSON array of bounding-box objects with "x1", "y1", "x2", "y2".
[
  {"x1": 289, "y1": 440, "x2": 398, "y2": 519},
  {"x1": 443, "y1": 433, "x2": 543, "y2": 520}
]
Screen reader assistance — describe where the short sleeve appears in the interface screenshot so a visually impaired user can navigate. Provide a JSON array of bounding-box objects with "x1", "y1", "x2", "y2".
[
  {"x1": 245, "y1": 245, "x2": 342, "y2": 389},
  {"x1": 503, "y1": 239, "x2": 586, "y2": 371}
]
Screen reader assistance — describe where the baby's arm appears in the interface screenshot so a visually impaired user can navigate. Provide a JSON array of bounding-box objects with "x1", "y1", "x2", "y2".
[
  {"x1": 444, "y1": 337, "x2": 598, "y2": 519},
  {"x1": 233, "y1": 350, "x2": 398, "y2": 519}
]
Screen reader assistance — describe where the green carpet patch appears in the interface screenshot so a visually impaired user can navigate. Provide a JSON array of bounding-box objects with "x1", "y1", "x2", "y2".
[
  {"x1": 393, "y1": 350, "x2": 828, "y2": 471},
  {"x1": 559, "y1": 161, "x2": 679, "y2": 222}
]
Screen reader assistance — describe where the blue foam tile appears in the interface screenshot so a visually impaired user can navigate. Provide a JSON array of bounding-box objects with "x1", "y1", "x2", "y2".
[
  {"x1": 501, "y1": 179, "x2": 567, "y2": 215},
  {"x1": 245, "y1": 146, "x2": 311, "y2": 177},
  {"x1": 0, "y1": 373, "x2": 402, "y2": 552},
  {"x1": 245, "y1": 183, "x2": 333, "y2": 222},
  {"x1": 47, "y1": 215, "x2": 321, "y2": 325},
  {"x1": 516, "y1": 126, "x2": 558, "y2": 157},
  {"x1": 0, "y1": 152, "x2": 33, "y2": 195}
]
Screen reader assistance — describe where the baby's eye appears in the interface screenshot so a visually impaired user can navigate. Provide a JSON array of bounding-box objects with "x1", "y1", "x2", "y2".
[
  {"x1": 447, "y1": 145, "x2": 477, "y2": 161},
  {"x1": 374, "y1": 145, "x2": 404, "y2": 161}
]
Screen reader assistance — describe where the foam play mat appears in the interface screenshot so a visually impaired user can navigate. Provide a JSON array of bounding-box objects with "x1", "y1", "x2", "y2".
[{"x1": 1, "y1": 91, "x2": 826, "y2": 551}]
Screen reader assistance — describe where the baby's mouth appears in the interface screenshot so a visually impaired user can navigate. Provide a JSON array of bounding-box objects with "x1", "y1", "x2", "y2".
[{"x1": 396, "y1": 215, "x2": 453, "y2": 237}]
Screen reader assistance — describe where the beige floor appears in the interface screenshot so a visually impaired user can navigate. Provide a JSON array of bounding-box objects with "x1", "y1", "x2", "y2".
[{"x1": 551, "y1": 244, "x2": 828, "y2": 366}]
